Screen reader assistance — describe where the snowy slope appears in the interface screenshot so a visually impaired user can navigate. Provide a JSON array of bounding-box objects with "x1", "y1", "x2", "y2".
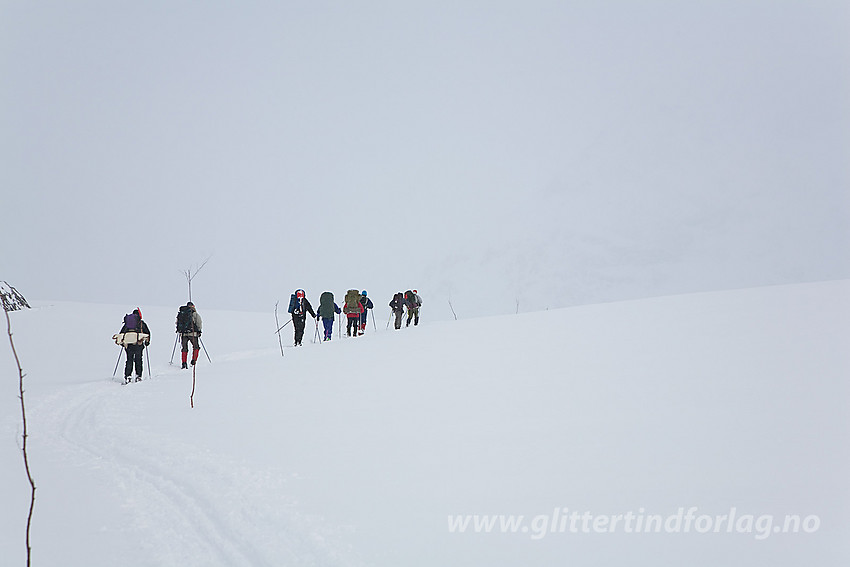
[{"x1": 1, "y1": 281, "x2": 848, "y2": 566}]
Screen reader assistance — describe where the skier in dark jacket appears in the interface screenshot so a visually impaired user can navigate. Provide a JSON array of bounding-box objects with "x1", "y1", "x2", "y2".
[
  {"x1": 405, "y1": 289, "x2": 422, "y2": 327},
  {"x1": 317, "y1": 291, "x2": 342, "y2": 341},
  {"x1": 288, "y1": 289, "x2": 316, "y2": 346},
  {"x1": 176, "y1": 302, "x2": 203, "y2": 369},
  {"x1": 118, "y1": 308, "x2": 150, "y2": 383},
  {"x1": 389, "y1": 292, "x2": 405, "y2": 330},
  {"x1": 358, "y1": 290, "x2": 374, "y2": 335}
]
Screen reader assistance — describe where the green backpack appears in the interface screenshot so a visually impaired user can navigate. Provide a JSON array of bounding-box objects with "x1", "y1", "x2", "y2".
[
  {"x1": 319, "y1": 292, "x2": 335, "y2": 318},
  {"x1": 343, "y1": 289, "x2": 360, "y2": 314}
]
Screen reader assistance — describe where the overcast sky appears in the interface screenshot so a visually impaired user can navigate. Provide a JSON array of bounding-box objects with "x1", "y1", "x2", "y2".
[{"x1": 2, "y1": 1, "x2": 848, "y2": 317}]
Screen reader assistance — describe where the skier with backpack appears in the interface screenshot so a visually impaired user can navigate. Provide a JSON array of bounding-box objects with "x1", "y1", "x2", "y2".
[
  {"x1": 176, "y1": 301, "x2": 203, "y2": 369},
  {"x1": 317, "y1": 291, "x2": 342, "y2": 341},
  {"x1": 358, "y1": 290, "x2": 374, "y2": 335},
  {"x1": 343, "y1": 289, "x2": 364, "y2": 337},
  {"x1": 405, "y1": 289, "x2": 423, "y2": 327},
  {"x1": 389, "y1": 292, "x2": 405, "y2": 330},
  {"x1": 287, "y1": 289, "x2": 316, "y2": 346},
  {"x1": 115, "y1": 308, "x2": 150, "y2": 383}
]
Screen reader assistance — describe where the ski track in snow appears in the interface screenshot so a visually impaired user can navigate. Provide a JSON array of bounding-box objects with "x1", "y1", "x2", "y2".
[{"x1": 31, "y1": 373, "x2": 360, "y2": 567}]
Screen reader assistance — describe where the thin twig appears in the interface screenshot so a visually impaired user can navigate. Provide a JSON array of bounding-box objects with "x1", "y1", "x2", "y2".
[
  {"x1": 5, "y1": 307, "x2": 35, "y2": 566},
  {"x1": 181, "y1": 255, "x2": 212, "y2": 302},
  {"x1": 448, "y1": 299, "x2": 458, "y2": 321},
  {"x1": 274, "y1": 302, "x2": 285, "y2": 357},
  {"x1": 190, "y1": 364, "x2": 196, "y2": 409}
]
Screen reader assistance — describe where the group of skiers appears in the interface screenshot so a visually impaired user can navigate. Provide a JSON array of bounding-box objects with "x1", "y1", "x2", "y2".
[
  {"x1": 390, "y1": 290, "x2": 423, "y2": 330},
  {"x1": 114, "y1": 290, "x2": 423, "y2": 383},
  {"x1": 114, "y1": 302, "x2": 202, "y2": 384},
  {"x1": 287, "y1": 289, "x2": 422, "y2": 345}
]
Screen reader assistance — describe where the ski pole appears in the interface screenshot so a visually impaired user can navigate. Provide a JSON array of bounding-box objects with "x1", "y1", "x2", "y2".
[
  {"x1": 113, "y1": 347, "x2": 124, "y2": 377},
  {"x1": 371, "y1": 308, "x2": 377, "y2": 331},
  {"x1": 313, "y1": 318, "x2": 320, "y2": 344},
  {"x1": 199, "y1": 337, "x2": 212, "y2": 363},
  {"x1": 145, "y1": 345, "x2": 152, "y2": 379},
  {"x1": 274, "y1": 319, "x2": 292, "y2": 334},
  {"x1": 386, "y1": 310, "x2": 392, "y2": 329},
  {"x1": 170, "y1": 334, "x2": 179, "y2": 364}
]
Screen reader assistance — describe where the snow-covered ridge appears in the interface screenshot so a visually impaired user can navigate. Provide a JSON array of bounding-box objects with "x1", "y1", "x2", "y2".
[{"x1": 1, "y1": 281, "x2": 847, "y2": 566}]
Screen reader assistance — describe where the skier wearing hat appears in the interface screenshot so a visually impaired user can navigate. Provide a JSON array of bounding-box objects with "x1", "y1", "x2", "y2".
[
  {"x1": 288, "y1": 289, "x2": 316, "y2": 346},
  {"x1": 405, "y1": 289, "x2": 422, "y2": 327},
  {"x1": 118, "y1": 308, "x2": 150, "y2": 383},
  {"x1": 358, "y1": 290, "x2": 374, "y2": 335},
  {"x1": 176, "y1": 301, "x2": 203, "y2": 368}
]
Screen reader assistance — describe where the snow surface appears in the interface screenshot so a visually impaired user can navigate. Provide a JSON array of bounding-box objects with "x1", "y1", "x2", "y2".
[{"x1": 1, "y1": 281, "x2": 848, "y2": 566}]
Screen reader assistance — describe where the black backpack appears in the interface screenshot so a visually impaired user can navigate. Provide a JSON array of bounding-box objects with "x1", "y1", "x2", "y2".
[
  {"x1": 392, "y1": 292, "x2": 404, "y2": 309},
  {"x1": 176, "y1": 305, "x2": 194, "y2": 333}
]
